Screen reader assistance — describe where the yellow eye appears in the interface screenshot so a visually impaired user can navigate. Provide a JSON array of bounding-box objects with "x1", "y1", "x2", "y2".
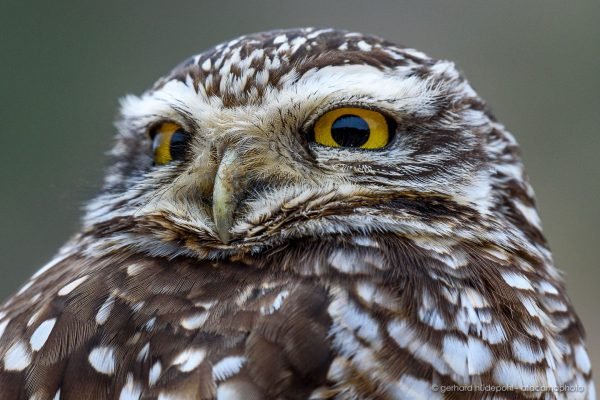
[
  {"x1": 312, "y1": 107, "x2": 391, "y2": 149},
  {"x1": 151, "y1": 122, "x2": 190, "y2": 165}
]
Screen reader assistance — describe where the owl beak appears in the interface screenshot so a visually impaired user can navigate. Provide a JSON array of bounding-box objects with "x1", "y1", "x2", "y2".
[{"x1": 212, "y1": 148, "x2": 240, "y2": 244}]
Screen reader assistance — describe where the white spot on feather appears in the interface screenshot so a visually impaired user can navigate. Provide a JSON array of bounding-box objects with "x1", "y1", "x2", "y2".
[
  {"x1": 212, "y1": 356, "x2": 247, "y2": 381},
  {"x1": 556, "y1": 360, "x2": 575, "y2": 385},
  {"x1": 544, "y1": 297, "x2": 568, "y2": 313},
  {"x1": 173, "y1": 347, "x2": 206, "y2": 372},
  {"x1": 260, "y1": 290, "x2": 289, "y2": 315},
  {"x1": 216, "y1": 382, "x2": 244, "y2": 400},
  {"x1": 308, "y1": 28, "x2": 334, "y2": 39},
  {"x1": 27, "y1": 309, "x2": 43, "y2": 327},
  {"x1": 389, "y1": 374, "x2": 442, "y2": 400},
  {"x1": 442, "y1": 287, "x2": 459, "y2": 304},
  {"x1": 17, "y1": 280, "x2": 34, "y2": 295},
  {"x1": 574, "y1": 344, "x2": 591, "y2": 374},
  {"x1": 29, "y1": 293, "x2": 41, "y2": 304},
  {"x1": 58, "y1": 275, "x2": 88, "y2": 296},
  {"x1": 481, "y1": 322, "x2": 507, "y2": 344},
  {"x1": 126, "y1": 263, "x2": 144, "y2": 276},
  {"x1": 137, "y1": 342, "x2": 150, "y2": 362},
  {"x1": 326, "y1": 357, "x2": 348, "y2": 381},
  {"x1": 486, "y1": 247, "x2": 510, "y2": 261},
  {"x1": 3, "y1": 340, "x2": 31, "y2": 371},
  {"x1": 466, "y1": 337, "x2": 494, "y2": 375},
  {"x1": 460, "y1": 287, "x2": 489, "y2": 308},
  {"x1": 513, "y1": 337, "x2": 544, "y2": 364},
  {"x1": 524, "y1": 323, "x2": 544, "y2": 339},
  {"x1": 181, "y1": 312, "x2": 209, "y2": 330},
  {"x1": 514, "y1": 200, "x2": 542, "y2": 229},
  {"x1": 119, "y1": 373, "x2": 142, "y2": 400},
  {"x1": 442, "y1": 336, "x2": 468, "y2": 376},
  {"x1": 96, "y1": 295, "x2": 115, "y2": 325},
  {"x1": 149, "y1": 361, "x2": 162, "y2": 386},
  {"x1": 0, "y1": 319, "x2": 9, "y2": 339},
  {"x1": 520, "y1": 296, "x2": 549, "y2": 320},
  {"x1": 442, "y1": 335, "x2": 493, "y2": 376},
  {"x1": 88, "y1": 346, "x2": 116, "y2": 375},
  {"x1": 418, "y1": 306, "x2": 446, "y2": 330},
  {"x1": 290, "y1": 37, "x2": 307, "y2": 54},
  {"x1": 383, "y1": 48, "x2": 404, "y2": 60},
  {"x1": 328, "y1": 291, "x2": 381, "y2": 347},
  {"x1": 538, "y1": 280, "x2": 559, "y2": 295},
  {"x1": 31, "y1": 390, "x2": 48, "y2": 399},
  {"x1": 351, "y1": 236, "x2": 379, "y2": 248},
  {"x1": 418, "y1": 293, "x2": 446, "y2": 330},
  {"x1": 254, "y1": 69, "x2": 269, "y2": 87},
  {"x1": 144, "y1": 317, "x2": 156, "y2": 331},
  {"x1": 387, "y1": 318, "x2": 448, "y2": 375},
  {"x1": 501, "y1": 271, "x2": 533, "y2": 290},
  {"x1": 30, "y1": 318, "x2": 56, "y2": 351},
  {"x1": 276, "y1": 42, "x2": 290, "y2": 53},
  {"x1": 586, "y1": 379, "x2": 596, "y2": 400},
  {"x1": 493, "y1": 360, "x2": 544, "y2": 388},
  {"x1": 201, "y1": 58, "x2": 211, "y2": 71},
  {"x1": 158, "y1": 392, "x2": 181, "y2": 400},
  {"x1": 131, "y1": 301, "x2": 145, "y2": 313},
  {"x1": 328, "y1": 250, "x2": 372, "y2": 274},
  {"x1": 273, "y1": 34, "x2": 287, "y2": 44},
  {"x1": 356, "y1": 40, "x2": 372, "y2": 51},
  {"x1": 32, "y1": 256, "x2": 64, "y2": 279}
]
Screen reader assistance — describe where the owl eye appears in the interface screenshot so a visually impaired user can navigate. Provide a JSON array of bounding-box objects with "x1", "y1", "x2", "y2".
[
  {"x1": 312, "y1": 107, "x2": 391, "y2": 149},
  {"x1": 150, "y1": 122, "x2": 190, "y2": 165}
]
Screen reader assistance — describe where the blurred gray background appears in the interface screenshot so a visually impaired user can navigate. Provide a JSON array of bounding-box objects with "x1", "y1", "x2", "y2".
[{"x1": 1, "y1": 0, "x2": 598, "y2": 378}]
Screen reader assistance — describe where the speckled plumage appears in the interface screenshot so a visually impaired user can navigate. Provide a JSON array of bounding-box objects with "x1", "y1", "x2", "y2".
[{"x1": 0, "y1": 28, "x2": 594, "y2": 399}]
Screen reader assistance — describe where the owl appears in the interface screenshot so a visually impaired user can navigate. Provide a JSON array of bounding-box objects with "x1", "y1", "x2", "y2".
[{"x1": 0, "y1": 28, "x2": 594, "y2": 400}]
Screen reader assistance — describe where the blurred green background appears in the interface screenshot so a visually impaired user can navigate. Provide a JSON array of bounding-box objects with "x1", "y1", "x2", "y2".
[{"x1": 1, "y1": 0, "x2": 598, "y2": 378}]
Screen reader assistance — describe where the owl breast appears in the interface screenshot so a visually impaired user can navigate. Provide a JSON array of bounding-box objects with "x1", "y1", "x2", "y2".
[{"x1": 0, "y1": 224, "x2": 591, "y2": 399}]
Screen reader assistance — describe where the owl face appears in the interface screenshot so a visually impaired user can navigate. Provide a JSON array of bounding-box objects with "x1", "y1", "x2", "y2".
[{"x1": 84, "y1": 28, "x2": 529, "y2": 259}]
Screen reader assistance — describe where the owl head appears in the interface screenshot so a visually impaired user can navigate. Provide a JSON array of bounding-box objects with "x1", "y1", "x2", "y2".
[{"x1": 82, "y1": 28, "x2": 543, "y2": 260}]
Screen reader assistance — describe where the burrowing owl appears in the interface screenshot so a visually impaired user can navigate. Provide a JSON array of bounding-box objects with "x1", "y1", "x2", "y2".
[{"x1": 0, "y1": 28, "x2": 594, "y2": 400}]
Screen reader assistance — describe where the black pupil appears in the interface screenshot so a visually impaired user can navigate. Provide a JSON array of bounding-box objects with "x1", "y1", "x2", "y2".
[
  {"x1": 330, "y1": 115, "x2": 370, "y2": 147},
  {"x1": 169, "y1": 131, "x2": 188, "y2": 160}
]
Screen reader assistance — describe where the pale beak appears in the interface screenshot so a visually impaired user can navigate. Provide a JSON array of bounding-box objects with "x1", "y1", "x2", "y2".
[{"x1": 212, "y1": 148, "x2": 241, "y2": 244}]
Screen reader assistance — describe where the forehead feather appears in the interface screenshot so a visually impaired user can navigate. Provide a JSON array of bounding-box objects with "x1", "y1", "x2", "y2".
[
  {"x1": 119, "y1": 63, "x2": 450, "y2": 137},
  {"x1": 152, "y1": 28, "x2": 439, "y2": 107}
]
